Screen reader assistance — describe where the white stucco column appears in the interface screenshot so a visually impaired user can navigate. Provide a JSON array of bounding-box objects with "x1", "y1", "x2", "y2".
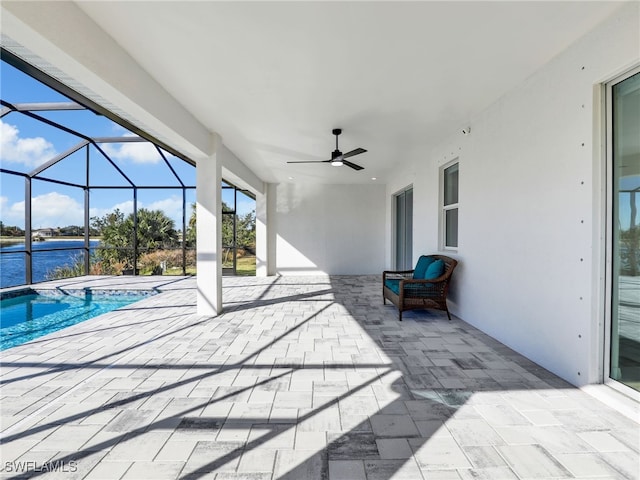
[
  {"x1": 256, "y1": 190, "x2": 267, "y2": 277},
  {"x1": 256, "y1": 183, "x2": 277, "y2": 276},
  {"x1": 196, "y1": 134, "x2": 222, "y2": 315}
]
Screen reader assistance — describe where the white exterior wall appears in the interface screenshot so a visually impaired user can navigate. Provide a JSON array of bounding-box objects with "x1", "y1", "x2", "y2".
[
  {"x1": 274, "y1": 183, "x2": 385, "y2": 275},
  {"x1": 386, "y1": 5, "x2": 640, "y2": 386}
]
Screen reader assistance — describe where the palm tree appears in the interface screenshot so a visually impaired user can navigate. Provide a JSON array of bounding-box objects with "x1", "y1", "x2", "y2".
[{"x1": 136, "y1": 208, "x2": 178, "y2": 252}]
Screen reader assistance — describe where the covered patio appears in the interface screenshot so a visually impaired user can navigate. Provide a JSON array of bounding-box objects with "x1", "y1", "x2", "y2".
[
  {"x1": 1, "y1": 1, "x2": 639, "y2": 479},
  {"x1": 1, "y1": 276, "x2": 638, "y2": 479}
]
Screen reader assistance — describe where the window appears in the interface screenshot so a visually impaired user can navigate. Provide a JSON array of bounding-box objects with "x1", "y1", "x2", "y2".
[{"x1": 442, "y1": 162, "x2": 459, "y2": 249}]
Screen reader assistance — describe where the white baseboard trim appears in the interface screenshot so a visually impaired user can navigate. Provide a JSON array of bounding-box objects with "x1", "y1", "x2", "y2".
[{"x1": 581, "y1": 384, "x2": 640, "y2": 423}]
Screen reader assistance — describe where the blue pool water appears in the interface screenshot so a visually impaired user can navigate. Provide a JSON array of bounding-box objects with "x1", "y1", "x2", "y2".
[{"x1": 0, "y1": 292, "x2": 151, "y2": 350}]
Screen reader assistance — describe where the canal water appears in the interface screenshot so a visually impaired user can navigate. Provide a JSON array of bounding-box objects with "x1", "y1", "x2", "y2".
[{"x1": 0, "y1": 240, "x2": 99, "y2": 288}]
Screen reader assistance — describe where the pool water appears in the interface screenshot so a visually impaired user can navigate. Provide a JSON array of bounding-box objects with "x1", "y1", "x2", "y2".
[{"x1": 0, "y1": 292, "x2": 151, "y2": 350}]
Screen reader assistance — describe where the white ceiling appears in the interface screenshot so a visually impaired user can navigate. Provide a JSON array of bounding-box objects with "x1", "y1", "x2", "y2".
[{"x1": 75, "y1": 1, "x2": 624, "y2": 184}]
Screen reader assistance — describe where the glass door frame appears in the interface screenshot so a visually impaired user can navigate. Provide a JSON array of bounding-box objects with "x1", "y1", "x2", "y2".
[
  {"x1": 393, "y1": 185, "x2": 413, "y2": 271},
  {"x1": 604, "y1": 65, "x2": 640, "y2": 400}
]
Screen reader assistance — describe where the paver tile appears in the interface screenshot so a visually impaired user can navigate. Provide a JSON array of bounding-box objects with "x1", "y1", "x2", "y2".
[
  {"x1": 474, "y1": 404, "x2": 530, "y2": 426},
  {"x1": 370, "y1": 414, "x2": 420, "y2": 438},
  {"x1": 421, "y1": 471, "x2": 461, "y2": 479},
  {"x1": 182, "y1": 440, "x2": 243, "y2": 474},
  {"x1": 121, "y1": 461, "x2": 184, "y2": 479},
  {"x1": 577, "y1": 431, "x2": 632, "y2": 452},
  {"x1": 214, "y1": 474, "x2": 272, "y2": 480},
  {"x1": 554, "y1": 452, "x2": 626, "y2": 478},
  {"x1": 328, "y1": 460, "x2": 366, "y2": 480},
  {"x1": 247, "y1": 423, "x2": 296, "y2": 449},
  {"x1": 411, "y1": 435, "x2": 473, "y2": 470},
  {"x1": 598, "y1": 451, "x2": 640, "y2": 479},
  {"x1": 326, "y1": 431, "x2": 380, "y2": 460},
  {"x1": 364, "y1": 458, "x2": 425, "y2": 480},
  {"x1": 444, "y1": 418, "x2": 504, "y2": 446},
  {"x1": 461, "y1": 445, "x2": 508, "y2": 469},
  {"x1": 103, "y1": 431, "x2": 172, "y2": 461},
  {"x1": 83, "y1": 460, "x2": 131, "y2": 479},
  {"x1": 237, "y1": 447, "x2": 277, "y2": 473},
  {"x1": 457, "y1": 466, "x2": 518, "y2": 480},
  {"x1": 497, "y1": 444, "x2": 572, "y2": 478},
  {"x1": 274, "y1": 450, "x2": 327, "y2": 479},
  {"x1": 1, "y1": 275, "x2": 636, "y2": 480},
  {"x1": 375, "y1": 438, "x2": 413, "y2": 459},
  {"x1": 154, "y1": 439, "x2": 197, "y2": 461}
]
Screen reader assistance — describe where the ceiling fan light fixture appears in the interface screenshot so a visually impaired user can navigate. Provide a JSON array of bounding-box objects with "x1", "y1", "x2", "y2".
[{"x1": 286, "y1": 129, "x2": 366, "y2": 170}]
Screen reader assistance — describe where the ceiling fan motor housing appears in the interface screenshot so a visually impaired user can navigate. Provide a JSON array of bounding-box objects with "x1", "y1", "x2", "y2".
[{"x1": 332, "y1": 128, "x2": 343, "y2": 159}]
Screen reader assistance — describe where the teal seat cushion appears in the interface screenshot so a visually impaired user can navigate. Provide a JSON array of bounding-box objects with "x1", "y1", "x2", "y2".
[
  {"x1": 413, "y1": 256, "x2": 436, "y2": 279},
  {"x1": 384, "y1": 278, "x2": 401, "y2": 295},
  {"x1": 425, "y1": 259, "x2": 445, "y2": 279}
]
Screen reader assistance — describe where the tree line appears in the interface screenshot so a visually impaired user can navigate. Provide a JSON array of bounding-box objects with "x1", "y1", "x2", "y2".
[
  {"x1": 0, "y1": 222, "x2": 24, "y2": 237},
  {"x1": 0, "y1": 222, "x2": 99, "y2": 237},
  {"x1": 87, "y1": 202, "x2": 255, "y2": 275}
]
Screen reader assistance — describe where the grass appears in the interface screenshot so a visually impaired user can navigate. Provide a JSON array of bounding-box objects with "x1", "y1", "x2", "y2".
[
  {"x1": 0, "y1": 236, "x2": 25, "y2": 246},
  {"x1": 236, "y1": 255, "x2": 256, "y2": 276},
  {"x1": 164, "y1": 266, "x2": 197, "y2": 275},
  {"x1": 0, "y1": 236, "x2": 102, "y2": 245},
  {"x1": 162, "y1": 255, "x2": 256, "y2": 276}
]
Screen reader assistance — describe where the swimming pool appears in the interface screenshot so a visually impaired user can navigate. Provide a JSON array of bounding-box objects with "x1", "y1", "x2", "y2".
[{"x1": 0, "y1": 290, "x2": 153, "y2": 350}]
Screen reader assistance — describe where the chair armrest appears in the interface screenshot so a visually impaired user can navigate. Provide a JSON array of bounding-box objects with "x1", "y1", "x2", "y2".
[{"x1": 383, "y1": 270, "x2": 414, "y2": 282}]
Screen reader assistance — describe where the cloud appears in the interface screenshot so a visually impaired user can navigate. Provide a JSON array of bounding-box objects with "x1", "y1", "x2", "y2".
[
  {"x1": 89, "y1": 196, "x2": 184, "y2": 227},
  {"x1": 1, "y1": 194, "x2": 26, "y2": 227},
  {"x1": 1, "y1": 192, "x2": 84, "y2": 228},
  {"x1": 145, "y1": 196, "x2": 184, "y2": 225},
  {"x1": 2, "y1": 192, "x2": 185, "y2": 229},
  {"x1": 0, "y1": 120, "x2": 57, "y2": 168},
  {"x1": 89, "y1": 200, "x2": 134, "y2": 219},
  {"x1": 101, "y1": 136, "x2": 162, "y2": 164},
  {"x1": 0, "y1": 196, "x2": 12, "y2": 222}
]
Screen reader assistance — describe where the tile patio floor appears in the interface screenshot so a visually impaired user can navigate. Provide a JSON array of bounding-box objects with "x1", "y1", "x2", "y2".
[{"x1": 0, "y1": 275, "x2": 638, "y2": 479}]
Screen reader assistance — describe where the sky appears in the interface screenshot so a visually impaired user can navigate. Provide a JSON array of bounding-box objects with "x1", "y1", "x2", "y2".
[{"x1": 0, "y1": 60, "x2": 254, "y2": 230}]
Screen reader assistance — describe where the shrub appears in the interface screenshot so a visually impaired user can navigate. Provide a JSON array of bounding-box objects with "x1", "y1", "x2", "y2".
[
  {"x1": 46, "y1": 255, "x2": 126, "y2": 279},
  {"x1": 139, "y1": 249, "x2": 191, "y2": 274}
]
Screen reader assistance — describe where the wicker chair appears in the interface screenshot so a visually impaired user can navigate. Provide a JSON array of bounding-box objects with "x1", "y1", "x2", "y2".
[{"x1": 383, "y1": 255, "x2": 458, "y2": 321}]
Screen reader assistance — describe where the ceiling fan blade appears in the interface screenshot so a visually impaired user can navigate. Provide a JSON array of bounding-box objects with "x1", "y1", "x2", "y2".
[
  {"x1": 342, "y1": 147, "x2": 367, "y2": 159},
  {"x1": 343, "y1": 160, "x2": 364, "y2": 171},
  {"x1": 286, "y1": 160, "x2": 331, "y2": 164}
]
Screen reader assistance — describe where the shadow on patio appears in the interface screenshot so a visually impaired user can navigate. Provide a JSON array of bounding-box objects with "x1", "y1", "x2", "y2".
[{"x1": 0, "y1": 275, "x2": 637, "y2": 479}]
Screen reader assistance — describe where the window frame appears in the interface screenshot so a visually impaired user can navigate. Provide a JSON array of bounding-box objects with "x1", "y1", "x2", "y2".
[
  {"x1": 440, "y1": 160, "x2": 459, "y2": 251},
  {"x1": 603, "y1": 65, "x2": 640, "y2": 400}
]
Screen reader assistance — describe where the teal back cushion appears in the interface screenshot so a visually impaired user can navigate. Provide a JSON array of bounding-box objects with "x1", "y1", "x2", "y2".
[
  {"x1": 425, "y1": 259, "x2": 445, "y2": 279},
  {"x1": 413, "y1": 256, "x2": 435, "y2": 279}
]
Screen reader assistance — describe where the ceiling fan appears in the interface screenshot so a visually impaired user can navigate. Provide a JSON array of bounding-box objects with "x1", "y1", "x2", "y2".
[{"x1": 287, "y1": 128, "x2": 367, "y2": 171}]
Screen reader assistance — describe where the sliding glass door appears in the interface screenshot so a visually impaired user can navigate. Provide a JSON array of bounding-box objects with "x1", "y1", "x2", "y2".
[
  {"x1": 609, "y1": 69, "x2": 640, "y2": 392},
  {"x1": 395, "y1": 187, "x2": 413, "y2": 270}
]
